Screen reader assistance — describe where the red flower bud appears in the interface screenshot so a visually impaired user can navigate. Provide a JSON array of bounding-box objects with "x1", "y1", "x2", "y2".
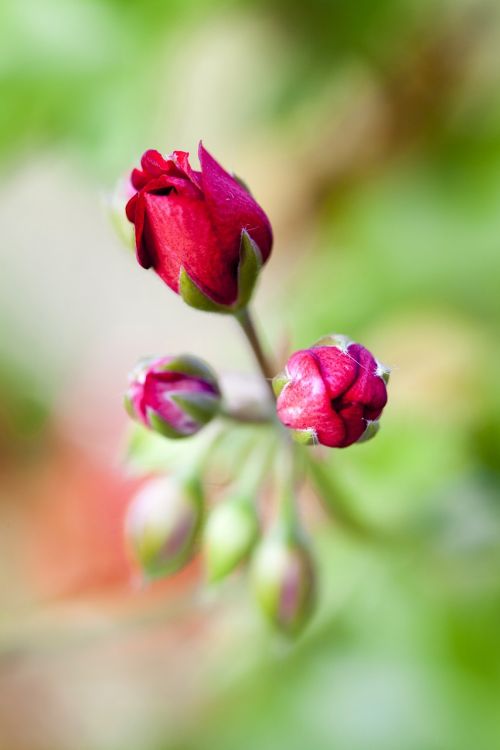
[
  {"x1": 125, "y1": 355, "x2": 221, "y2": 438},
  {"x1": 274, "y1": 335, "x2": 389, "y2": 448},
  {"x1": 125, "y1": 143, "x2": 273, "y2": 309}
]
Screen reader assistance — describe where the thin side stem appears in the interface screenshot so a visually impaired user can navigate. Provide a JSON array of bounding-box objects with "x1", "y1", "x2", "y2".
[
  {"x1": 273, "y1": 439, "x2": 308, "y2": 537},
  {"x1": 235, "y1": 307, "x2": 276, "y2": 399},
  {"x1": 221, "y1": 407, "x2": 273, "y2": 424},
  {"x1": 304, "y1": 452, "x2": 377, "y2": 538},
  {"x1": 304, "y1": 452, "x2": 415, "y2": 546}
]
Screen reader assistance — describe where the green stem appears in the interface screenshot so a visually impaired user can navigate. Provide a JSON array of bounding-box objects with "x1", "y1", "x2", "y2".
[
  {"x1": 235, "y1": 307, "x2": 276, "y2": 399},
  {"x1": 234, "y1": 433, "x2": 277, "y2": 501},
  {"x1": 220, "y1": 407, "x2": 273, "y2": 425},
  {"x1": 178, "y1": 422, "x2": 225, "y2": 484},
  {"x1": 276, "y1": 440, "x2": 303, "y2": 536},
  {"x1": 304, "y1": 452, "x2": 385, "y2": 540}
]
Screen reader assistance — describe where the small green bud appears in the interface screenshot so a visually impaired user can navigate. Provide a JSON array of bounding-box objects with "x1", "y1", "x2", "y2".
[
  {"x1": 125, "y1": 476, "x2": 203, "y2": 579},
  {"x1": 251, "y1": 530, "x2": 316, "y2": 637},
  {"x1": 204, "y1": 499, "x2": 260, "y2": 582}
]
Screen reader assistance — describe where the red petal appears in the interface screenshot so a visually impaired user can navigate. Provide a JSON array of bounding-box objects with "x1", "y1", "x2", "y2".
[
  {"x1": 311, "y1": 346, "x2": 359, "y2": 399},
  {"x1": 315, "y1": 416, "x2": 346, "y2": 448},
  {"x1": 125, "y1": 194, "x2": 138, "y2": 223},
  {"x1": 142, "y1": 191, "x2": 239, "y2": 304},
  {"x1": 171, "y1": 150, "x2": 202, "y2": 189},
  {"x1": 128, "y1": 193, "x2": 152, "y2": 269},
  {"x1": 198, "y1": 142, "x2": 273, "y2": 263},
  {"x1": 131, "y1": 169, "x2": 148, "y2": 190},
  {"x1": 141, "y1": 149, "x2": 172, "y2": 177},
  {"x1": 336, "y1": 403, "x2": 366, "y2": 447},
  {"x1": 142, "y1": 173, "x2": 199, "y2": 198},
  {"x1": 277, "y1": 350, "x2": 346, "y2": 447},
  {"x1": 343, "y1": 344, "x2": 388, "y2": 420}
]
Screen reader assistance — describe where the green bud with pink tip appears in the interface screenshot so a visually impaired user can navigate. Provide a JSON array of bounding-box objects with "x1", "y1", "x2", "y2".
[
  {"x1": 125, "y1": 475, "x2": 203, "y2": 579},
  {"x1": 251, "y1": 527, "x2": 316, "y2": 637}
]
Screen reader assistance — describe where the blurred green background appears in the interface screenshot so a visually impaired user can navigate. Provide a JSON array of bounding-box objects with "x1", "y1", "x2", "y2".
[{"x1": 1, "y1": 0, "x2": 500, "y2": 748}]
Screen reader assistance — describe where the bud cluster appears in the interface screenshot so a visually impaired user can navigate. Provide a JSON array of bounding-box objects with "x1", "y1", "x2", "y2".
[{"x1": 112, "y1": 143, "x2": 391, "y2": 637}]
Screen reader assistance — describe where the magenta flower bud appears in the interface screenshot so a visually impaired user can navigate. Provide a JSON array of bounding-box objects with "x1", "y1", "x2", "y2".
[
  {"x1": 274, "y1": 334, "x2": 389, "y2": 448},
  {"x1": 251, "y1": 531, "x2": 316, "y2": 637},
  {"x1": 125, "y1": 476, "x2": 203, "y2": 579},
  {"x1": 125, "y1": 355, "x2": 221, "y2": 439}
]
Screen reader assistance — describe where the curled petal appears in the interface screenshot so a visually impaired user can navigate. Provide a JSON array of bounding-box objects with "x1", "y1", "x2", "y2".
[
  {"x1": 343, "y1": 344, "x2": 388, "y2": 420},
  {"x1": 199, "y1": 142, "x2": 273, "y2": 264},
  {"x1": 311, "y1": 346, "x2": 359, "y2": 400},
  {"x1": 171, "y1": 150, "x2": 202, "y2": 189},
  {"x1": 141, "y1": 149, "x2": 173, "y2": 176}
]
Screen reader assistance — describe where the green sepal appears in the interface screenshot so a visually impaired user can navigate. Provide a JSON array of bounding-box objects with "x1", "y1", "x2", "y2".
[
  {"x1": 272, "y1": 371, "x2": 289, "y2": 398},
  {"x1": 291, "y1": 428, "x2": 316, "y2": 446},
  {"x1": 357, "y1": 420, "x2": 380, "y2": 444},
  {"x1": 157, "y1": 355, "x2": 219, "y2": 388},
  {"x1": 179, "y1": 267, "x2": 230, "y2": 313},
  {"x1": 170, "y1": 392, "x2": 220, "y2": 425},
  {"x1": 312, "y1": 333, "x2": 351, "y2": 351},
  {"x1": 376, "y1": 361, "x2": 391, "y2": 385},
  {"x1": 178, "y1": 230, "x2": 264, "y2": 315},
  {"x1": 147, "y1": 408, "x2": 185, "y2": 439},
  {"x1": 234, "y1": 230, "x2": 263, "y2": 311}
]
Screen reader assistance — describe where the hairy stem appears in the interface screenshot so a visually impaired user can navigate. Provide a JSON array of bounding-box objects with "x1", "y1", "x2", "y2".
[{"x1": 235, "y1": 307, "x2": 276, "y2": 399}]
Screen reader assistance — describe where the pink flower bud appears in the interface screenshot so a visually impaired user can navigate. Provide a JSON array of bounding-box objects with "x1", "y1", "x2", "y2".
[
  {"x1": 125, "y1": 476, "x2": 203, "y2": 579},
  {"x1": 125, "y1": 144, "x2": 273, "y2": 310},
  {"x1": 251, "y1": 531, "x2": 316, "y2": 636},
  {"x1": 125, "y1": 355, "x2": 221, "y2": 438},
  {"x1": 274, "y1": 335, "x2": 389, "y2": 448}
]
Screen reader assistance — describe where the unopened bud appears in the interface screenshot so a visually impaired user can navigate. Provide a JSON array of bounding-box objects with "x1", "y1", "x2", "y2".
[
  {"x1": 125, "y1": 355, "x2": 221, "y2": 439},
  {"x1": 274, "y1": 336, "x2": 388, "y2": 448},
  {"x1": 125, "y1": 145, "x2": 273, "y2": 312},
  {"x1": 204, "y1": 499, "x2": 259, "y2": 582},
  {"x1": 125, "y1": 476, "x2": 203, "y2": 579},
  {"x1": 251, "y1": 530, "x2": 316, "y2": 637}
]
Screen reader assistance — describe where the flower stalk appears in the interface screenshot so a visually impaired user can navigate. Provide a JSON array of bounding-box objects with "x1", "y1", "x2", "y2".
[{"x1": 235, "y1": 307, "x2": 276, "y2": 400}]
